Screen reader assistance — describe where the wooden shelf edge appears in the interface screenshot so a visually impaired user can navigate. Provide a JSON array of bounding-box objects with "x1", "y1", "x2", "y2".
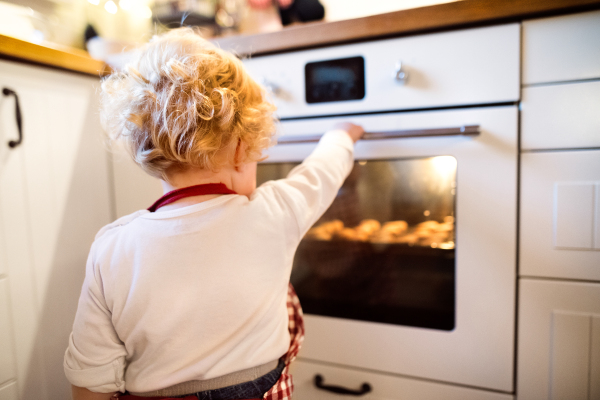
[{"x1": 0, "y1": 35, "x2": 111, "y2": 77}]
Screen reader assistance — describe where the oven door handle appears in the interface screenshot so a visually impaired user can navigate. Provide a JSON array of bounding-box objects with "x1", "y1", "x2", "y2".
[{"x1": 276, "y1": 124, "x2": 480, "y2": 144}]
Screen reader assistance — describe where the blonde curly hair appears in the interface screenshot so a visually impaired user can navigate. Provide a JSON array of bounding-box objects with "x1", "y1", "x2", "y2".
[{"x1": 100, "y1": 28, "x2": 277, "y2": 181}]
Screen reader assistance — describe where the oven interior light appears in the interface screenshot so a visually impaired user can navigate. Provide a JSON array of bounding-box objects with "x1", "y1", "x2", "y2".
[
  {"x1": 439, "y1": 241, "x2": 455, "y2": 250},
  {"x1": 431, "y1": 156, "x2": 457, "y2": 174}
]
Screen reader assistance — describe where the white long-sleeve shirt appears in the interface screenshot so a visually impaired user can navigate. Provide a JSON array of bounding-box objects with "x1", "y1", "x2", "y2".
[{"x1": 64, "y1": 130, "x2": 354, "y2": 393}]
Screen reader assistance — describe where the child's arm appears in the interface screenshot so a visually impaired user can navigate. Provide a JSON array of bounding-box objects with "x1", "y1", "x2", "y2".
[
  {"x1": 64, "y1": 244, "x2": 127, "y2": 395},
  {"x1": 256, "y1": 123, "x2": 364, "y2": 240},
  {"x1": 72, "y1": 385, "x2": 117, "y2": 400}
]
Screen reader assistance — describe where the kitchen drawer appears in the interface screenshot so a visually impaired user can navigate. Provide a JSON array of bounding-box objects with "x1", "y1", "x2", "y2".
[
  {"x1": 243, "y1": 24, "x2": 519, "y2": 118},
  {"x1": 517, "y1": 279, "x2": 600, "y2": 400},
  {"x1": 0, "y1": 279, "x2": 16, "y2": 386},
  {"x1": 521, "y1": 81, "x2": 600, "y2": 150},
  {"x1": 523, "y1": 10, "x2": 600, "y2": 85},
  {"x1": 0, "y1": 382, "x2": 18, "y2": 400},
  {"x1": 520, "y1": 150, "x2": 600, "y2": 281},
  {"x1": 291, "y1": 359, "x2": 513, "y2": 400}
]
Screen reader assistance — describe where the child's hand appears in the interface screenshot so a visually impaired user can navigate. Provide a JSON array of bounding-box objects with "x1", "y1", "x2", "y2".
[{"x1": 334, "y1": 122, "x2": 364, "y2": 143}]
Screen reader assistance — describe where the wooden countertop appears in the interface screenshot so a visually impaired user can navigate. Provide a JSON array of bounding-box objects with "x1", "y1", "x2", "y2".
[
  {"x1": 213, "y1": 0, "x2": 600, "y2": 56},
  {"x1": 0, "y1": 34, "x2": 109, "y2": 77}
]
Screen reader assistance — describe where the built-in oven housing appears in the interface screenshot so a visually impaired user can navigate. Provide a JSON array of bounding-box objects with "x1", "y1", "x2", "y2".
[
  {"x1": 260, "y1": 107, "x2": 518, "y2": 392},
  {"x1": 244, "y1": 23, "x2": 520, "y2": 395}
]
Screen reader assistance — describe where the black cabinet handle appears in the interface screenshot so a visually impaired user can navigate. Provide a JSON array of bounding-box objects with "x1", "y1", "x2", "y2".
[
  {"x1": 314, "y1": 374, "x2": 372, "y2": 396},
  {"x1": 3, "y1": 88, "x2": 23, "y2": 148}
]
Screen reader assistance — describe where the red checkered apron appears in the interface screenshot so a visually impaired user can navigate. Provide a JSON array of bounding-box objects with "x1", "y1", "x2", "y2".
[
  {"x1": 116, "y1": 184, "x2": 305, "y2": 400},
  {"x1": 261, "y1": 283, "x2": 304, "y2": 400}
]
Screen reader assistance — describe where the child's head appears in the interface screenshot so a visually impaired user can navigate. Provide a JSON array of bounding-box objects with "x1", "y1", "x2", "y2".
[{"x1": 100, "y1": 28, "x2": 276, "y2": 182}]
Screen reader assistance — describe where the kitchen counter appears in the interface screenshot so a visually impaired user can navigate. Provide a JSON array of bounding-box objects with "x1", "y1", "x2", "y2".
[
  {"x1": 213, "y1": 0, "x2": 600, "y2": 56},
  {"x1": 0, "y1": 34, "x2": 109, "y2": 77}
]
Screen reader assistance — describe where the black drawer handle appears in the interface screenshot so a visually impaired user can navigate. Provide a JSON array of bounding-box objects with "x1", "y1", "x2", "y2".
[
  {"x1": 314, "y1": 374, "x2": 372, "y2": 396},
  {"x1": 3, "y1": 88, "x2": 23, "y2": 148}
]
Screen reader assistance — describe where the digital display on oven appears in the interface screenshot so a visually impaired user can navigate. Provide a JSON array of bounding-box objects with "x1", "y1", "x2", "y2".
[{"x1": 305, "y1": 56, "x2": 365, "y2": 104}]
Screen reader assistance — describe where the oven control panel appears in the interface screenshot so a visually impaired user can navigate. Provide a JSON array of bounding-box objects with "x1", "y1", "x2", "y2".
[{"x1": 242, "y1": 23, "x2": 519, "y2": 119}]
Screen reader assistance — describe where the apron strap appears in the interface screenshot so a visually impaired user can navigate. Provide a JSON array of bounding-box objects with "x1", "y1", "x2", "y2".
[{"x1": 148, "y1": 183, "x2": 237, "y2": 212}]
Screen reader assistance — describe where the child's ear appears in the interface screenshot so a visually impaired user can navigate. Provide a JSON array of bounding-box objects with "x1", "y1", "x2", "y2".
[
  {"x1": 233, "y1": 139, "x2": 243, "y2": 171},
  {"x1": 233, "y1": 139, "x2": 247, "y2": 169}
]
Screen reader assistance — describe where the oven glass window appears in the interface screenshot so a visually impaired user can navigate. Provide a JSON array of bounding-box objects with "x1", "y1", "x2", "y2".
[{"x1": 257, "y1": 156, "x2": 457, "y2": 330}]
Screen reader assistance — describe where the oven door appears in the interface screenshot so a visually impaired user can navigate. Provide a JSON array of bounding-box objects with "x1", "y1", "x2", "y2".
[{"x1": 259, "y1": 105, "x2": 517, "y2": 392}]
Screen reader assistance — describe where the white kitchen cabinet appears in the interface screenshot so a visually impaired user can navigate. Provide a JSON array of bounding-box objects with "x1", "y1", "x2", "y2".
[
  {"x1": 522, "y1": 10, "x2": 600, "y2": 85},
  {"x1": 520, "y1": 150, "x2": 600, "y2": 281},
  {"x1": 521, "y1": 81, "x2": 600, "y2": 150},
  {"x1": 291, "y1": 359, "x2": 513, "y2": 400},
  {"x1": 0, "y1": 65, "x2": 44, "y2": 399},
  {"x1": 518, "y1": 10, "x2": 600, "y2": 399},
  {"x1": 0, "y1": 279, "x2": 16, "y2": 386},
  {"x1": 0, "y1": 59, "x2": 112, "y2": 400},
  {"x1": 517, "y1": 279, "x2": 600, "y2": 400}
]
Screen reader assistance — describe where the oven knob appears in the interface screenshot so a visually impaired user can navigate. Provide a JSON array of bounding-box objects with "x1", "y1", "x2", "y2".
[
  {"x1": 259, "y1": 78, "x2": 282, "y2": 96},
  {"x1": 394, "y1": 61, "x2": 409, "y2": 84}
]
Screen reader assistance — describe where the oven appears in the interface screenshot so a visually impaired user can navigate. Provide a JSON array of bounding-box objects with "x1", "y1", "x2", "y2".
[{"x1": 244, "y1": 23, "x2": 520, "y2": 398}]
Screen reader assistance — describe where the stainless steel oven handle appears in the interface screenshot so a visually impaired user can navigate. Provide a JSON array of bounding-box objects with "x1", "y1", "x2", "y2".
[{"x1": 276, "y1": 125, "x2": 480, "y2": 144}]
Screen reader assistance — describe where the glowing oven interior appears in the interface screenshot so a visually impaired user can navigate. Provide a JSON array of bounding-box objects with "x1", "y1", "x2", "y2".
[{"x1": 257, "y1": 156, "x2": 457, "y2": 330}]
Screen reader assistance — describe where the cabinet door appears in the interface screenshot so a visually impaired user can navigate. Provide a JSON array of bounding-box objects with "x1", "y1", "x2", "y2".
[
  {"x1": 520, "y1": 150, "x2": 600, "y2": 281},
  {"x1": 0, "y1": 279, "x2": 16, "y2": 385},
  {"x1": 20, "y1": 69, "x2": 112, "y2": 400},
  {"x1": 0, "y1": 59, "x2": 113, "y2": 399},
  {"x1": 521, "y1": 81, "x2": 600, "y2": 150},
  {"x1": 0, "y1": 69, "x2": 46, "y2": 400},
  {"x1": 523, "y1": 10, "x2": 600, "y2": 85},
  {"x1": 518, "y1": 279, "x2": 600, "y2": 400}
]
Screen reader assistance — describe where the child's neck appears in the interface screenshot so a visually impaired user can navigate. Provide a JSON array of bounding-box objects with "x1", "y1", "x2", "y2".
[
  {"x1": 162, "y1": 167, "x2": 234, "y2": 193},
  {"x1": 157, "y1": 161, "x2": 256, "y2": 211},
  {"x1": 158, "y1": 167, "x2": 236, "y2": 211}
]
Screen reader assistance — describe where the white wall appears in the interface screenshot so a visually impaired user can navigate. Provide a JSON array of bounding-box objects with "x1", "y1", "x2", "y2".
[{"x1": 321, "y1": 0, "x2": 460, "y2": 22}]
